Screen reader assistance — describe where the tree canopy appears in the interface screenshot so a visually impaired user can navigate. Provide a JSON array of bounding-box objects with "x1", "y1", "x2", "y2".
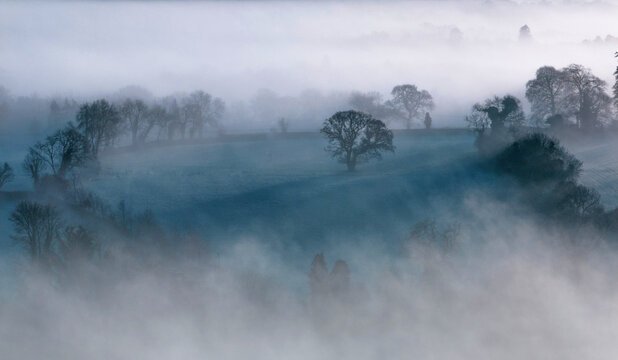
[
  {"x1": 390, "y1": 84, "x2": 434, "y2": 129},
  {"x1": 76, "y1": 99, "x2": 122, "y2": 156},
  {"x1": 525, "y1": 64, "x2": 612, "y2": 130},
  {"x1": 320, "y1": 110, "x2": 394, "y2": 171}
]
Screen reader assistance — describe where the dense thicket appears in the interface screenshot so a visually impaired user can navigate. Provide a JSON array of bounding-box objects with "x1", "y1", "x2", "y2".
[{"x1": 494, "y1": 133, "x2": 613, "y2": 234}]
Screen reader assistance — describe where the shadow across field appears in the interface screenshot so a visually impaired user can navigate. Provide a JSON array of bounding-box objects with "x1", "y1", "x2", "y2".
[{"x1": 90, "y1": 131, "x2": 499, "y2": 258}]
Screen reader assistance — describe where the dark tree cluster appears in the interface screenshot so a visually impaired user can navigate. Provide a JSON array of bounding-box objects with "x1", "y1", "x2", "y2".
[
  {"x1": 320, "y1": 110, "x2": 394, "y2": 171},
  {"x1": 494, "y1": 133, "x2": 614, "y2": 231},
  {"x1": 9, "y1": 201, "x2": 98, "y2": 271},
  {"x1": 19, "y1": 89, "x2": 226, "y2": 193},
  {"x1": 52, "y1": 91, "x2": 225, "y2": 150}
]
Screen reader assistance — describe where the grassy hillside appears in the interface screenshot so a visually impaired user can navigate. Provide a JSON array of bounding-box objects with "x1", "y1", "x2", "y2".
[{"x1": 0, "y1": 130, "x2": 615, "y2": 287}]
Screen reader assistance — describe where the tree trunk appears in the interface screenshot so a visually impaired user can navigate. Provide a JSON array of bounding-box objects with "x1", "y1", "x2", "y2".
[{"x1": 346, "y1": 153, "x2": 356, "y2": 171}]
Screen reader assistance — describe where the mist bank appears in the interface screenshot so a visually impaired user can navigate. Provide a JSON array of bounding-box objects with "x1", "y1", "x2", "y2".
[
  {"x1": 3, "y1": 205, "x2": 618, "y2": 360},
  {"x1": 1, "y1": 1, "x2": 618, "y2": 126}
]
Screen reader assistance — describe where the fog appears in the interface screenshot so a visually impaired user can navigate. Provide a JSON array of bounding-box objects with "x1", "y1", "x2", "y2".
[
  {"x1": 1, "y1": 0, "x2": 618, "y2": 126},
  {"x1": 1, "y1": 1, "x2": 618, "y2": 359},
  {"x1": 3, "y1": 198, "x2": 618, "y2": 360}
]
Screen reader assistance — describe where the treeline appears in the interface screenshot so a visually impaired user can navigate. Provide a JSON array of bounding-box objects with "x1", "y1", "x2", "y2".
[{"x1": 0, "y1": 83, "x2": 439, "y2": 141}]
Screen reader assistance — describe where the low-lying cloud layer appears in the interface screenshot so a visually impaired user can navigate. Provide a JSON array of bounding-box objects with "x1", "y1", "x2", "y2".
[
  {"x1": 3, "y1": 208, "x2": 618, "y2": 360},
  {"x1": 1, "y1": 1, "x2": 617, "y2": 125}
]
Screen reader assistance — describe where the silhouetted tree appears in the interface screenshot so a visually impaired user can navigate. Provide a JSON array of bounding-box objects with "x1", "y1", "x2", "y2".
[
  {"x1": 483, "y1": 95, "x2": 525, "y2": 136},
  {"x1": 424, "y1": 112, "x2": 432, "y2": 129},
  {"x1": 390, "y1": 84, "x2": 434, "y2": 129},
  {"x1": 120, "y1": 99, "x2": 149, "y2": 146},
  {"x1": 28, "y1": 126, "x2": 90, "y2": 178},
  {"x1": 466, "y1": 95, "x2": 525, "y2": 153},
  {"x1": 0, "y1": 162, "x2": 14, "y2": 190},
  {"x1": 182, "y1": 91, "x2": 224, "y2": 139},
  {"x1": 10, "y1": 201, "x2": 62, "y2": 264},
  {"x1": 76, "y1": 99, "x2": 121, "y2": 156},
  {"x1": 525, "y1": 66, "x2": 566, "y2": 126},
  {"x1": 464, "y1": 106, "x2": 491, "y2": 137},
  {"x1": 23, "y1": 149, "x2": 46, "y2": 185},
  {"x1": 309, "y1": 254, "x2": 351, "y2": 300},
  {"x1": 320, "y1": 110, "x2": 394, "y2": 171},
  {"x1": 161, "y1": 96, "x2": 181, "y2": 140},
  {"x1": 141, "y1": 104, "x2": 165, "y2": 144},
  {"x1": 562, "y1": 64, "x2": 612, "y2": 130},
  {"x1": 309, "y1": 253, "x2": 329, "y2": 298},
  {"x1": 553, "y1": 182, "x2": 602, "y2": 219}
]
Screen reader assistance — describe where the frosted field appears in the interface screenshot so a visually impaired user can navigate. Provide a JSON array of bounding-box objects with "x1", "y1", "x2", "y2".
[
  {"x1": 0, "y1": 130, "x2": 616, "y2": 282},
  {"x1": 88, "y1": 131, "x2": 484, "y2": 252}
]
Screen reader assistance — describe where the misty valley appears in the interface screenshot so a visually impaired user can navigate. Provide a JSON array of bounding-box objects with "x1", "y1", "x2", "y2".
[{"x1": 1, "y1": 1, "x2": 618, "y2": 359}]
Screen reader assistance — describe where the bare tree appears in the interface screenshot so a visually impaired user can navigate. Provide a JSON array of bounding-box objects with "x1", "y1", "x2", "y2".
[
  {"x1": 390, "y1": 84, "x2": 434, "y2": 129},
  {"x1": 140, "y1": 104, "x2": 165, "y2": 144},
  {"x1": 182, "y1": 91, "x2": 225, "y2": 139},
  {"x1": 54, "y1": 126, "x2": 90, "y2": 176},
  {"x1": 562, "y1": 64, "x2": 612, "y2": 130},
  {"x1": 320, "y1": 110, "x2": 394, "y2": 171},
  {"x1": 28, "y1": 126, "x2": 89, "y2": 178},
  {"x1": 564, "y1": 183, "x2": 602, "y2": 218},
  {"x1": 0, "y1": 162, "x2": 14, "y2": 190},
  {"x1": 464, "y1": 104, "x2": 491, "y2": 137},
  {"x1": 525, "y1": 66, "x2": 566, "y2": 126},
  {"x1": 10, "y1": 201, "x2": 62, "y2": 262},
  {"x1": 76, "y1": 99, "x2": 122, "y2": 156},
  {"x1": 23, "y1": 149, "x2": 46, "y2": 185},
  {"x1": 160, "y1": 96, "x2": 181, "y2": 140},
  {"x1": 120, "y1": 99, "x2": 149, "y2": 146},
  {"x1": 309, "y1": 253, "x2": 329, "y2": 298}
]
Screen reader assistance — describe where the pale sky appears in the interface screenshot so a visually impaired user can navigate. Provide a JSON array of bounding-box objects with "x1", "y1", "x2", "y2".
[{"x1": 1, "y1": 0, "x2": 617, "y2": 122}]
